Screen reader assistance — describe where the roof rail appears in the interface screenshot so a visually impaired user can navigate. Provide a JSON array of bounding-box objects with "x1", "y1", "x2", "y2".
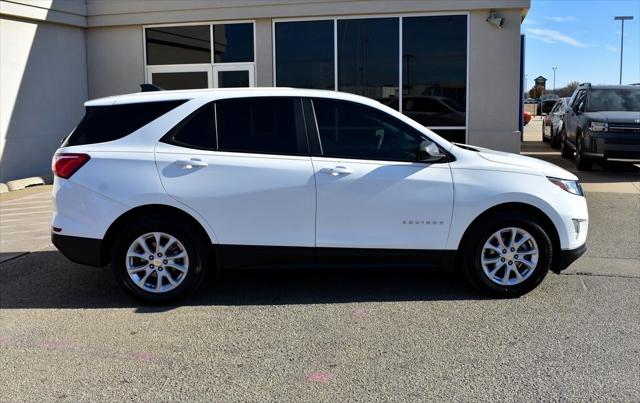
[{"x1": 140, "y1": 83, "x2": 164, "y2": 92}]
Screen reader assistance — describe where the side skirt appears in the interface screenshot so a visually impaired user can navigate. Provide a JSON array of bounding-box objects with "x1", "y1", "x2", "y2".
[{"x1": 216, "y1": 245, "x2": 458, "y2": 272}]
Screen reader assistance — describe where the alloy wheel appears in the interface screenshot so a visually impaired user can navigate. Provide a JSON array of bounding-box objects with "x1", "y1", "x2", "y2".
[
  {"x1": 125, "y1": 232, "x2": 189, "y2": 293},
  {"x1": 480, "y1": 227, "x2": 539, "y2": 286}
]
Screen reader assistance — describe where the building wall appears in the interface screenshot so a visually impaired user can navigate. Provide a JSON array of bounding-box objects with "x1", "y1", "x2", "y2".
[
  {"x1": 0, "y1": 15, "x2": 87, "y2": 182},
  {"x1": 468, "y1": 8, "x2": 522, "y2": 151},
  {"x1": 86, "y1": 26, "x2": 145, "y2": 99}
]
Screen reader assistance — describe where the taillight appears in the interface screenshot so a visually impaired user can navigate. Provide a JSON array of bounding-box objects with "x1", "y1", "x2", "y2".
[{"x1": 52, "y1": 153, "x2": 90, "y2": 179}]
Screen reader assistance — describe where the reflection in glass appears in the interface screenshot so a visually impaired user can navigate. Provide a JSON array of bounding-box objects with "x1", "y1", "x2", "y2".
[
  {"x1": 402, "y1": 16, "x2": 467, "y2": 126},
  {"x1": 430, "y1": 129, "x2": 466, "y2": 143},
  {"x1": 213, "y1": 23, "x2": 254, "y2": 63},
  {"x1": 146, "y1": 26, "x2": 211, "y2": 65},
  {"x1": 275, "y1": 20, "x2": 335, "y2": 89},
  {"x1": 218, "y1": 71, "x2": 250, "y2": 88},
  {"x1": 151, "y1": 72, "x2": 209, "y2": 90},
  {"x1": 338, "y1": 18, "x2": 399, "y2": 109}
]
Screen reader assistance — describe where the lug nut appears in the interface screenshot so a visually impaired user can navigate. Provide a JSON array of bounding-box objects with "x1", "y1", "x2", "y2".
[
  {"x1": 502, "y1": 249, "x2": 507, "y2": 254},
  {"x1": 163, "y1": 260, "x2": 168, "y2": 264},
  {"x1": 158, "y1": 267, "x2": 163, "y2": 271},
  {"x1": 508, "y1": 261, "x2": 513, "y2": 265},
  {"x1": 149, "y1": 264, "x2": 154, "y2": 268},
  {"x1": 515, "y1": 255, "x2": 519, "y2": 259},
  {"x1": 157, "y1": 253, "x2": 162, "y2": 257},
  {"x1": 149, "y1": 255, "x2": 154, "y2": 260},
  {"x1": 501, "y1": 258, "x2": 506, "y2": 262},
  {"x1": 510, "y1": 248, "x2": 515, "y2": 252}
]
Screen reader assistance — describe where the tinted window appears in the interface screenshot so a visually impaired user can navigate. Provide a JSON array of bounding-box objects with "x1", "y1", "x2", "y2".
[
  {"x1": 146, "y1": 26, "x2": 211, "y2": 65},
  {"x1": 216, "y1": 97, "x2": 303, "y2": 155},
  {"x1": 338, "y1": 18, "x2": 399, "y2": 108},
  {"x1": 213, "y1": 23, "x2": 254, "y2": 63},
  {"x1": 218, "y1": 71, "x2": 250, "y2": 88},
  {"x1": 151, "y1": 71, "x2": 209, "y2": 90},
  {"x1": 402, "y1": 16, "x2": 467, "y2": 126},
  {"x1": 164, "y1": 103, "x2": 216, "y2": 150},
  {"x1": 66, "y1": 100, "x2": 186, "y2": 146},
  {"x1": 275, "y1": 20, "x2": 335, "y2": 90},
  {"x1": 313, "y1": 98, "x2": 424, "y2": 161},
  {"x1": 588, "y1": 89, "x2": 640, "y2": 112}
]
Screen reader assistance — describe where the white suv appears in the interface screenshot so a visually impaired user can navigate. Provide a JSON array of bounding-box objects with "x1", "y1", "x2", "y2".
[{"x1": 51, "y1": 88, "x2": 588, "y2": 303}]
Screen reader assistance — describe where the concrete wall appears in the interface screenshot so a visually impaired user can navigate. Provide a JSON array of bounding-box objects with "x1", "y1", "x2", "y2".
[
  {"x1": 467, "y1": 8, "x2": 523, "y2": 152},
  {"x1": 0, "y1": 15, "x2": 87, "y2": 182},
  {"x1": 86, "y1": 26, "x2": 144, "y2": 98}
]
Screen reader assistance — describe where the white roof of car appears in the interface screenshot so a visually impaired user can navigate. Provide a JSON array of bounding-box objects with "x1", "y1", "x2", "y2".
[{"x1": 85, "y1": 87, "x2": 382, "y2": 107}]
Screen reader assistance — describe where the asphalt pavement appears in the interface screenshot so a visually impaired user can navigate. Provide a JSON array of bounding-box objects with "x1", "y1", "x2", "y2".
[{"x1": 1, "y1": 122, "x2": 638, "y2": 401}]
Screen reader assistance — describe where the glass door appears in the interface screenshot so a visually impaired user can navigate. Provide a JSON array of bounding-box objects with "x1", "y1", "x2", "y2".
[
  {"x1": 146, "y1": 65, "x2": 213, "y2": 90},
  {"x1": 213, "y1": 64, "x2": 255, "y2": 88}
]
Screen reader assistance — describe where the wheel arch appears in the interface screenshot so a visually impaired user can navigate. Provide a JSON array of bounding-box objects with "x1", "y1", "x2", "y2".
[
  {"x1": 455, "y1": 202, "x2": 561, "y2": 272},
  {"x1": 101, "y1": 204, "x2": 214, "y2": 266}
]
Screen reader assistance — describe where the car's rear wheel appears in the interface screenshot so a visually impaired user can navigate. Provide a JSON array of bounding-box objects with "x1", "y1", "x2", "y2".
[
  {"x1": 550, "y1": 127, "x2": 561, "y2": 149},
  {"x1": 463, "y1": 212, "x2": 552, "y2": 297},
  {"x1": 560, "y1": 128, "x2": 573, "y2": 159},
  {"x1": 575, "y1": 134, "x2": 594, "y2": 171},
  {"x1": 112, "y1": 216, "x2": 207, "y2": 304}
]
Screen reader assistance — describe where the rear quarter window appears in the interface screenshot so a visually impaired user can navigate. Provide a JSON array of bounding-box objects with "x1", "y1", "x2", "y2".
[{"x1": 64, "y1": 100, "x2": 186, "y2": 146}]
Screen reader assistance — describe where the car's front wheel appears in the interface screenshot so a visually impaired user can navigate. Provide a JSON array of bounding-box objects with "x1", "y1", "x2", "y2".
[
  {"x1": 560, "y1": 128, "x2": 573, "y2": 159},
  {"x1": 575, "y1": 134, "x2": 594, "y2": 171},
  {"x1": 463, "y1": 212, "x2": 552, "y2": 297},
  {"x1": 112, "y1": 216, "x2": 207, "y2": 304}
]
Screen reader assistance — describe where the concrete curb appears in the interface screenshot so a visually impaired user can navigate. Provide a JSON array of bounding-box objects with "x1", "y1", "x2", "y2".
[
  {"x1": 0, "y1": 183, "x2": 8, "y2": 193},
  {"x1": 6, "y1": 177, "x2": 45, "y2": 191}
]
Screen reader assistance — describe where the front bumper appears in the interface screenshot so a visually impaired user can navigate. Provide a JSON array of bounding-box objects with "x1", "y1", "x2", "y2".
[
  {"x1": 52, "y1": 232, "x2": 105, "y2": 267},
  {"x1": 585, "y1": 131, "x2": 640, "y2": 161},
  {"x1": 552, "y1": 243, "x2": 587, "y2": 273}
]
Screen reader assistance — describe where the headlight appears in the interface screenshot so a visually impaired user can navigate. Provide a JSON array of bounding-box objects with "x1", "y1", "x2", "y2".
[
  {"x1": 589, "y1": 121, "x2": 608, "y2": 132},
  {"x1": 548, "y1": 177, "x2": 584, "y2": 196}
]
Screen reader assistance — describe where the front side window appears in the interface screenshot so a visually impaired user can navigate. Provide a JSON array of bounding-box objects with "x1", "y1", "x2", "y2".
[
  {"x1": 216, "y1": 97, "x2": 304, "y2": 155},
  {"x1": 163, "y1": 103, "x2": 216, "y2": 150},
  {"x1": 312, "y1": 98, "x2": 424, "y2": 161}
]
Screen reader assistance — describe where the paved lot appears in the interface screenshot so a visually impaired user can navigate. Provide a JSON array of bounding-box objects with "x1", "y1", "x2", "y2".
[{"x1": 1, "y1": 126, "x2": 639, "y2": 401}]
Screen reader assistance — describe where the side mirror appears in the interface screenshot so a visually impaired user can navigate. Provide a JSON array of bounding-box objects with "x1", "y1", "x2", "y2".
[{"x1": 417, "y1": 141, "x2": 446, "y2": 162}]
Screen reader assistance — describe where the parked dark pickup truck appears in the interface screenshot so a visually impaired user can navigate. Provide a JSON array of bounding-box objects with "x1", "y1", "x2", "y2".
[{"x1": 560, "y1": 83, "x2": 640, "y2": 170}]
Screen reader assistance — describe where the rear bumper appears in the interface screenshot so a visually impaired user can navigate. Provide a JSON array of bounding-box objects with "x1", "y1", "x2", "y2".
[
  {"x1": 553, "y1": 243, "x2": 587, "y2": 273},
  {"x1": 52, "y1": 233, "x2": 105, "y2": 267}
]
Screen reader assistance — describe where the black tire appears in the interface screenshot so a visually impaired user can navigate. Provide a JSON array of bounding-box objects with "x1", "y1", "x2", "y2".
[
  {"x1": 575, "y1": 134, "x2": 593, "y2": 171},
  {"x1": 560, "y1": 128, "x2": 573, "y2": 159},
  {"x1": 111, "y1": 215, "x2": 208, "y2": 304},
  {"x1": 550, "y1": 127, "x2": 561, "y2": 149},
  {"x1": 541, "y1": 121, "x2": 549, "y2": 142},
  {"x1": 462, "y1": 212, "x2": 552, "y2": 297}
]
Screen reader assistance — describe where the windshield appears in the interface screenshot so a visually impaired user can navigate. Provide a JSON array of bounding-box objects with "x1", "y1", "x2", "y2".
[{"x1": 587, "y1": 89, "x2": 640, "y2": 112}]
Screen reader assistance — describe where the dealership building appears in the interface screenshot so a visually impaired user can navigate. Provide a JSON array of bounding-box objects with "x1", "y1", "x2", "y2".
[{"x1": 0, "y1": 0, "x2": 529, "y2": 182}]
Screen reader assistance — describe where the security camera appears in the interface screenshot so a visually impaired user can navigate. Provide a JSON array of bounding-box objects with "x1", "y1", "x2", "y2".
[{"x1": 487, "y1": 12, "x2": 504, "y2": 29}]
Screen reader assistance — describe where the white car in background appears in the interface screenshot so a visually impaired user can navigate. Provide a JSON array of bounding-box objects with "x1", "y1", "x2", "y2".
[{"x1": 51, "y1": 88, "x2": 588, "y2": 304}]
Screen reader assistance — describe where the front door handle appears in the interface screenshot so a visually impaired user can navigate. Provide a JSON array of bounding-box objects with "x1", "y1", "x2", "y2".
[
  {"x1": 323, "y1": 165, "x2": 353, "y2": 176},
  {"x1": 175, "y1": 158, "x2": 208, "y2": 169}
]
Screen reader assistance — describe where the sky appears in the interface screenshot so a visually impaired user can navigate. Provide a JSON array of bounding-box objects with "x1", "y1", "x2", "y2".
[{"x1": 524, "y1": 0, "x2": 640, "y2": 89}]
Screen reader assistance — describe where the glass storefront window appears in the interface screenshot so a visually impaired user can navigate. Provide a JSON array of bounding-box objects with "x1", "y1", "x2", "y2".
[
  {"x1": 337, "y1": 18, "x2": 399, "y2": 109},
  {"x1": 213, "y1": 23, "x2": 254, "y2": 63},
  {"x1": 275, "y1": 20, "x2": 335, "y2": 90},
  {"x1": 402, "y1": 16, "x2": 467, "y2": 127},
  {"x1": 150, "y1": 71, "x2": 209, "y2": 90},
  {"x1": 146, "y1": 25, "x2": 211, "y2": 65}
]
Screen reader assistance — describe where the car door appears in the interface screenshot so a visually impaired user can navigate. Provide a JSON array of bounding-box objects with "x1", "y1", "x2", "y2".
[
  {"x1": 566, "y1": 90, "x2": 586, "y2": 145},
  {"x1": 155, "y1": 96, "x2": 315, "y2": 248},
  {"x1": 307, "y1": 98, "x2": 454, "y2": 250}
]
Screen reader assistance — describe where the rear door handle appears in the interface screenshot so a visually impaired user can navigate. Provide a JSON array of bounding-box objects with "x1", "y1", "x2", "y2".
[
  {"x1": 323, "y1": 165, "x2": 353, "y2": 176},
  {"x1": 175, "y1": 158, "x2": 208, "y2": 169}
]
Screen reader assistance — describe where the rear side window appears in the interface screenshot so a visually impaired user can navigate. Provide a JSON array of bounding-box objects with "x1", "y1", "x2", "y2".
[
  {"x1": 65, "y1": 100, "x2": 186, "y2": 146},
  {"x1": 162, "y1": 103, "x2": 216, "y2": 150},
  {"x1": 216, "y1": 97, "x2": 306, "y2": 155}
]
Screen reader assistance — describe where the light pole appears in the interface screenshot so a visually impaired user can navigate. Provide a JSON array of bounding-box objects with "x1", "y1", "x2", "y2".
[
  {"x1": 614, "y1": 16, "x2": 633, "y2": 85},
  {"x1": 552, "y1": 67, "x2": 557, "y2": 92}
]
